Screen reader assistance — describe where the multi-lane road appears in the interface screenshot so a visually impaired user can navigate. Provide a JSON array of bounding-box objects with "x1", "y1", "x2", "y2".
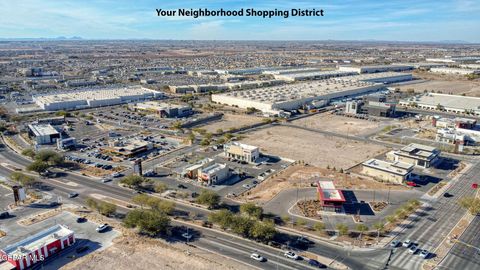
[
  {"x1": 0, "y1": 139, "x2": 392, "y2": 270},
  {"x1": 387, "y1": 160, "x2": 480, "y2": 270}
]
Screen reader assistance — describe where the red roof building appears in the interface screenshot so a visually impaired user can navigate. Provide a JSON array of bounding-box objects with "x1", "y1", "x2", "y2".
[
  {"x1": 0, "y1": 224, "x2": 75, "y2": 270},
  {"x1": 317, "y1": 181, "x2": 346, "y2": 212}
]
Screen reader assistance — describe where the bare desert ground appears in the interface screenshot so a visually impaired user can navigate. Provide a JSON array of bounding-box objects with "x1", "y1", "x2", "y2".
[
  {"x1": 291, "y1": 113, "x2": 388, "y2": 136},
  {"x1": 200, "y1": 113, "x2": 264, "y2": 133},
  {"x1": 398, "y1": 79, "x2": 480, "y2": 96},
  {"x1": 240, "y1": 125, "x2": 388, "y2": 169},
  {"x1": 61, "y1": 236, "x2": 250, "y2": 270},
  {"x1": 241, "y1": 165, "x2": 407, "y2": 203}
]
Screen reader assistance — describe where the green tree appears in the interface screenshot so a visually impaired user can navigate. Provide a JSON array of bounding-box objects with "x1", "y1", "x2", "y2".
[
  {"x1": 281, "y1": 215, "x2": 291, "y2": 225},
  {"x1": 10, "y1": 172, "x2": 36, "y2": 188},
  {"x1": 200, "y1": 138, "x2": 211, "y2": 146},
  {"x1": 231, "y1": 215, "x2": 253, "y2": 236},
  {"x1": 313, "y1": 222, "x2": 326, "y2": 232},
  {"x1": 336, "y1": 223, "x2": 349, "y2": 236},
  {"x1": 26, "y1": 161, "x2": 50, "y2": 174},
  {"x1": 154, "y1": 182, "x2": 168, "y2": 193},
  {"x1": 120, "y1": 175, "x2": 145, "y2": 189},
  {"x1": 249, "y1": 221, "x2": 276, "y2": 241},
  {"x1": 208, "y1": 209, "x2": 234, "y2": 230},
  {"x1": 196, "y1": 190, "x2": 220, "y2": 208},
  {"x1": 21, "y1": 148, "x2": 36, "y2": 159},
  {"x1": 35, "y1": 150, "x2": 63, "y2": 165},
  {"x1": 356, "y1": 224, "x2": 369, "y2": 239},
  {"x1": 216, "y1": 128, "x2": 223, "y2": 134},
  {"x1": 85, "y1": 197, "x2": 98, "y2": 210},
  {"x1": 297, "y1": 218, "x2": 307, "y2": 227},
  {"x1": 187, "y1": 133, "x2": 195, "y2": 144},
  {"x1": 240, "y1": 202, "x2": 263, "y2": 220},
  {"x1": 373, "y1": 221, "x2": 385, "y2": 239},
  {"x1": 132, "y1": 194, "x2": 151, "y2": 208},
  {"x1": 172, "y1": 121, "x2": 183, "y2": 130},
  {"x1": 149, "y1": 199, "x2": 175, "y2": 215},
  {"x1": 124, "y1": 209, "x2": 170, "y2": 236},
  {"x1": 98, "y1": 201, "x2": 117, "y2": 216},
  {"x1": 385, "y1": 215, "x2": 397, "y2": 224},
  {"x1": 458, "y1": 196, "x2": 480, "y2": 216}
]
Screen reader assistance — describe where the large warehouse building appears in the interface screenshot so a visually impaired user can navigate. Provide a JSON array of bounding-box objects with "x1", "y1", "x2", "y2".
[
  {"x1": 399, "y1": 93, "x2": 480, "y2": 116},
  {"x1": 333, "y1": 72, "x2": 413, "y2": 84},
  {"x1": 0, "y1": 224, "x2": 75, "y2": 270},
  {"x1": 339, "y1": 65, "x2": 414, "y2": 74},
  {"x1": 266, "y1": 70, "x2": 357, "y2": 82},
  {"x1": 212, "y1": 79, "x2": 385, "y2": 113},
  {"x1": 33, "y1": 86, "x2": 164, "y2": 111}
]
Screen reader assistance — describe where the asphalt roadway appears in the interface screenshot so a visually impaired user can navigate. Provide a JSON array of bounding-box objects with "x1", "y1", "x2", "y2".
[
  {"x1": 387, "y1": 160, "x2": 480, "y2": 270},
  {"x1": 0, "y1": 140, "x2": 392, "y2": 270}
]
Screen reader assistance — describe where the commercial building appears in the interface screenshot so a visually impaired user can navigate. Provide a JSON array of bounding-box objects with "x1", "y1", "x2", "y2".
[
  {"x1": 399, "y1": 93, "x2": 480, "y2": 116},
  {"x1": 198, "y1": 163, "x2": 230, "y2": 185},
  {"x1": 387, "y1": 143, "x2": 440, "y2": 168},
  {"x1": 130, "y1": 102, "x2": 192, "y2": 118},
  {"x1": 436, "y1": 128, "x2": 479, "y2": 146},
  {"x1": 27, "y1": 124, "x2": 60, "y2": 144},
  {"x1": 394, "y1": 62, "x2": 447, "y2": 69},
  {"x1": 316, "y1": 181, "x2": 346, "y2": 212},
  {"x1": 333, "y1": 72, "x2": 413, "y2": 84},
  {"x1": 0, "y1": 224, "x2": 75, "y2": 270},
  {"x1": 168, "y1": 80, "x2": 284, "y2": 94},
  {"x1": 362, "y1": 159, "x2": 413, "y2": 184},
  {"x1": 212, "y1": 79, "x2": 385, "y2": 113},
  {"x1": 430, "y1": 67, "x2": 480, "y2": 75},
  {"x1": 183, "y1": 158, "x2": 215, "y2": 179},
  {"x1": 33, "y1": 86, "x2": 164, "y2": 111},
  {"x1": 57, "y1": 137, "x2": 77, "y2": 150},
  {"x1": 432, "y1": 117, "x2": 477, "y2": 129},
  {"x1": 224, "y1": 142, "x2": 260, "y2": 164},
  {"x1": 102, "y1": 139, "x2": 153, "y2": 157},
  {"x1": 345, "y1": 94, "x2": 396, "y2": 117},
  {"x1": 338, "y1": 65, "x2": 414, "y2": 74},
  {"x1": 265, "y1": 70, "x2": 356, "y2": 82}
]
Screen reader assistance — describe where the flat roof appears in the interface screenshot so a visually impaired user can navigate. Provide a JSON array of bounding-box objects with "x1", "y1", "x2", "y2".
[
  {"x1": 363, "y1": 158, "x2": 413, "y2": 176},
  {"x1": 28, "y1": 124, "x2": 59, "y2": 136},
  {"x1": 201, "y1": 163, "x2": 227, "y2": 174},
  {"x1": 317, "y1": 181, "x2": 346, "y2": 202},
  {"x1": 401, "y1": 93, "x2": 480, "y2": 112},
  {"x1": 2, "y1": 224, "x2": 73, "y2": 257},
  {"x1": 333, "y1": 72, "x2": 412, "y2": 82},
  {"x1": 226, "y1": 141, "x2": 259, "y2": 151},
  {"x1": 33, "y1": 86, "x2": 161, "y2": 105},
  {"x1": 214, "y1": 78, "x2": 380, "y2": 105}
]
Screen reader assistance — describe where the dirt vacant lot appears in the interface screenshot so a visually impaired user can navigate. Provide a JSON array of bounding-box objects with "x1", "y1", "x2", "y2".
[
  {"x1": 291, "y1": 114, "x2": 387, "y2": 136},
  {"x1": 240, "y1": 125, "x2": 388, "y2": 169},
  {"x1": 241, "y1": 165, "x2": 406, "y2": 203},
  {"x1": 62, "y1": 235, "x2": 249, "y2": 270},
  {"x1": 398, "y1": 79, "x2": 480, "y2": 97},
  {"x1": 200, "y1": 113, "x2": 264, "y2": 133}
]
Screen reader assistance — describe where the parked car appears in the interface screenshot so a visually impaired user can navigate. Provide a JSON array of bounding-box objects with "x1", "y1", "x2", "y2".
[
  {"x1": 96, "y1": 224, "x2": 109, "y2": 232},
  {"x1": 406, "y1": 181, "x2": 418, "y2": 187},
  {"x1": 250, "y1": 253, "x2": 265, "y2": 262},
  {"x1": 284, "y1": 251, "x2": 299, "y2": 260},
  {"x1": 443, "y1": 192, "x2": 453, "y2": 198},
  {"x1": 68, "y1": 192, "x2": 79, "y2": 198},
  {"x1": 0, "y1": 211, "x2": 10, "y2": 219},
  {"x1": 76, "y1": 217, "x2": 87, "y2": 223},
  {"x1": 101, "y1": 178, "x2": 112, "y2": 183},
  {"x1": 182, "y1": 233, "x2": 193, "y2": 240},
  {"x1": 177, "y1": 184, "x2": 187, "y2": 189}
]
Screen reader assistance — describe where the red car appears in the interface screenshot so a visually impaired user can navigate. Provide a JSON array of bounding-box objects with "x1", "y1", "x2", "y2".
[
  {"x1": 472, "y1": 183, "x2": 478, "y2": 189},
  {"x1": 406, "y1": 181, "x2": 418, "y2": 187}
]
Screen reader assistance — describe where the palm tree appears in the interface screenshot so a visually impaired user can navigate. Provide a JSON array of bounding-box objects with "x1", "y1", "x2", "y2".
[{"x1": 373, "y1": 221, "x2": 385, "y2": 241}]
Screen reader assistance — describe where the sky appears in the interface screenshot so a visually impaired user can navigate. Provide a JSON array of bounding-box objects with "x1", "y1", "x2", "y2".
[{"x1": 1, "y1": 0, "x2": 479, "y2": 42}]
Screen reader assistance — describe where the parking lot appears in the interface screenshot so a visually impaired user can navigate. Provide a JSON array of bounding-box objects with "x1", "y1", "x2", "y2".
[
  {"x1": 160, "y1": 147, "x2": 292, "y2": 196},
  {"x1": 0, "y1": 211, "x2": 119, "y2": 269},
  {"x1": 0, "y1": 185, "x2": 13, "y2": 211}
]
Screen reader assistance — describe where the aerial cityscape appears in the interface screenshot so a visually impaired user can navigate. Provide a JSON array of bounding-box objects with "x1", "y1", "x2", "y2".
[{"x1": 1, "y1": 1, "x2": 480, "y2": 270}]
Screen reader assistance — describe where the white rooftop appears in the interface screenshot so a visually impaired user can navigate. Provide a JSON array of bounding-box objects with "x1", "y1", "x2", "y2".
[
  {"x1": 28, "y1": 124, "x2": 59, "y2": 136},
  {"x1": 401, "y1": 93, "x2": 480, "y2": 111},
  {"x1": 363, "y1": 158, "x2": 413, "y2": 175},
  {"x1": 2, "y1": 224, "x2": 73, "y2": 257}
]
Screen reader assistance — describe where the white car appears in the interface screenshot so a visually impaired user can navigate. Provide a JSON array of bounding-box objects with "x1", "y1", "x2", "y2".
[
  {"x1": 403, "y1": 239, "x2": 412, "y2": 248},
  {"x1": 96, "y1": 224, "x2": 109, "y2": 232},
  {"x1": 182, "y1": 233, "x2": 193, "y2": 240},
  {"x1": 284, "y1": 251, "x2": 299, "y2": 260},
  {"x1": 250, "y1": 253, "x2": 265, "y2": 262}
]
